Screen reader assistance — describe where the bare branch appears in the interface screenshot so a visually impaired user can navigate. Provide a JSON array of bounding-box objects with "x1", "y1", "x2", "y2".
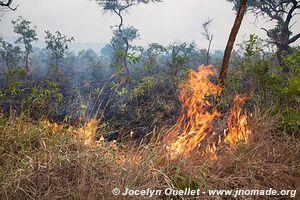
[
  {"x1": 289, "y1": 32, "x2": 300, "y2": 44},
  {"x1": 201, "y1": 18, "x2": 214, "y2": 65},
  {"x1": 0, "y1": 0, "x2": 18, "y2": 11},
  {"x1": 0, "y1": 0, "x2": 13, "y2": 6}
]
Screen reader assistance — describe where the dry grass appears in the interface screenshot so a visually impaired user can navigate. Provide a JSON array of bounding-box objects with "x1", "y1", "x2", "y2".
[{"x1": 0, "y1": 109, "x2": 299, "y2": 200}]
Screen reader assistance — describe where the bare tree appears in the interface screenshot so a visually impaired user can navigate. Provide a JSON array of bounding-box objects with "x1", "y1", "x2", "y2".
[
  {"x1": 201, "y1": 18, "x2": 214, "y2": 65},
  {"x1": 219, "y1": 0, "x2": 248, "y2": 85}
]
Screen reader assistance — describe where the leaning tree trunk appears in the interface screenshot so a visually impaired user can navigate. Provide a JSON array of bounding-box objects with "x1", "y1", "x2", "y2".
[{"x1": 218, "y1": 0, "x2": 248, "y2": 85}]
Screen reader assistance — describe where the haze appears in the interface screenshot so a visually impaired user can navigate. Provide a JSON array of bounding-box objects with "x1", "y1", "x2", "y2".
[{"x1": 1, "y1": 0, "x2": 300, "y2": 50}]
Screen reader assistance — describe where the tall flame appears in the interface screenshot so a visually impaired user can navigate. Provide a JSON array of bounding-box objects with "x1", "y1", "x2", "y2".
[
  {"x1": 165, "y1": 65, "x2": 251, "y2": 159},
  {"x1": 165, "y1": 66, "x2": 222, "y2": 156}
]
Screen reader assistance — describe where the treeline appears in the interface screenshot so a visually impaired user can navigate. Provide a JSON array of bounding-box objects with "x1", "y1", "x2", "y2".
[
  {"x1": 0, "y1": 17, "x2": 224, "y2": 137},
  {"x1": 0, "y1": 16, "x2": 299, "y2": 140}
]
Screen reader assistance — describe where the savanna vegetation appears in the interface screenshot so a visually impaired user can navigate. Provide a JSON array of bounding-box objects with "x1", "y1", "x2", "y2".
[{"x1": 0, "y1": 0, "x2": 299, "y2": 199}]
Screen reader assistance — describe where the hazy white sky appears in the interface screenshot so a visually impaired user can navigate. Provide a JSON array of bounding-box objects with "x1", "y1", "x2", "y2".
[{"x1": 1, "y1": 0, "x2": 300, "y2": 50}]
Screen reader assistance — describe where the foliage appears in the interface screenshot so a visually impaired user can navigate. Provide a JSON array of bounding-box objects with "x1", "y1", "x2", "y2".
[
  {"x1": 44, "y1": 31, "x2": 74, "y2": 82},
  {"x1": 226, "y1": 34, "x2": 300, "y2": 133},
  {"x1": 12, "y1": 16, "x2": 38, "y2": 52},
  {"x1": 26, "y1": 81, "x2": 63, "y2": 117},
  {"x1": 1, "y1": 68, "x2": 27, "y2": 99},
  {"x1": 95, "y1": 0, "x2": 162, "y2": 12},
  {"x1": 229, "y1": 0, "x2": 300, "y2": 66},
  {"x1": 0, "y1": 38, "x2": 22, "y2": 69},
  {"x1": 131, "y1": 76, "x2": 155, "y2": 99},
  {"x1": 111, "y1": 26, "x2": 139, "y2": 51},
  {"x1": 280, "y1": 108, "x2": 300, "y2": 132},
  {"x1": 166, "y1": 42, "x2": 198, "y2": 80},
  {"x1": 45, "y1": 31, "x2": 74, "y2": 63}
]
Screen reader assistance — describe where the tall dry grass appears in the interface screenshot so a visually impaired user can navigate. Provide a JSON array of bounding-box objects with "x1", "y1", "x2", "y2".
[{"x1": 0, "y1": 109, "x2": 299, "y2": 200}]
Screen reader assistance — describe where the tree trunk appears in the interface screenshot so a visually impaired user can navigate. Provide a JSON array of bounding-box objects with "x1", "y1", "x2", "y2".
[
  {"x1": 277, "y1": 26, "x2": 294, "y2": 73},
  {"x1": 276, "y1": 44, "x2": 292, "y2": 71},
  {"x1": 25, "y1": 53, "x2": 29, "y2": 72},
  {"x1": 206, "y1": 39, "x2": 212, "y2": 65},
  {"x1": 218, "y1": 0, "x2": 248, "y2": 85}
]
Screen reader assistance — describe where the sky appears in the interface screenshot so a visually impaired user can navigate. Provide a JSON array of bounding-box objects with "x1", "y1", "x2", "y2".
[{"x1": 0, "y1": 0, "x2": 300, "y2": 51}]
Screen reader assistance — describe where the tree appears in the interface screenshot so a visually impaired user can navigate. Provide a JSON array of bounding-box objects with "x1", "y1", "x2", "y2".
[
  {"x1": 219, "y1": 0, "x2": 248, "y2": 84},
  {"x1": 142, "y1": 42, "x2": 166, "y2": 74},
  {"x1": 110, "y1": 26, "x2": 139, "y2": 52},
  {"x1": 95, "y1": 0, "x2": 161, "y2": 79},
  {"x1": 166, "y1": 42, "x2": 197, "y2": 80},
  {"x1": 201, "y1": 18, "x2": 214, "y2": 65},
  {"x1": 230, "y1": 0, "x2": 300, "y2": 70},
  {"x1": 12, "y1": 16, "x2": 38, "y2": 73},
  {"x1": 0, "y1": 38, "x2": 22, "y2": 73},
  {"x1": 110, "y1": 26, "x2": 139, "y2": 77},
  {"x1": 45, "y1": 31, "x2": 74, "y2": 65},
  {"x1": 44, "y1": 31, "x2": 74, "y2": 81}
]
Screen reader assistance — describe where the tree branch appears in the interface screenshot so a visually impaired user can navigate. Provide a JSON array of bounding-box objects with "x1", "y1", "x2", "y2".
[
  {"x1": 0, "y1": 0, "x2": 18, "y2": 10},
  {"x1": 0, "y1": 0, "x2": 12, "y2": 6},
  {"x1": 289, "y1": 32, "x2": 300, "y2": 44},
  {"x1": 285, "y1": 0, "x2": 299, "y2": 24}
]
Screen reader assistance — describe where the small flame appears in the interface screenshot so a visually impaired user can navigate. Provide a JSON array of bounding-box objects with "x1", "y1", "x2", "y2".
[
  {"x1": 42, "y1": 118, "x2": 98, "y2": 145},
  {"x1": 42, "y1": 119, "x2": 64, "y2": 134},
  {"x1": 75, "y1": 119, "x2": 98, "y2": 145},
  {"x1": 165, "y1": 65, "x2": 251, "y2": 159}
]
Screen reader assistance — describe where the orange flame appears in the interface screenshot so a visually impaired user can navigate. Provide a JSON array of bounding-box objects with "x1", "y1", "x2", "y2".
[
  {"x1": 76, "y1": 118, "x2": 98, "y2": 145},
  {"x1": 42, "y1": 119, "x2": 64, "y2": 134},
  {"x1": 224, "y1": 95, "x2": 251, "y2": 144},
  {"x1": 165, "y1": 65, "x2": 251, "y2": 159},
  {"x1": 42, "y1": 118, "x2": 98, "y2": 145},
  {"x1": 165, "y1": 65, "x2": 222, "y2": 157}
]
